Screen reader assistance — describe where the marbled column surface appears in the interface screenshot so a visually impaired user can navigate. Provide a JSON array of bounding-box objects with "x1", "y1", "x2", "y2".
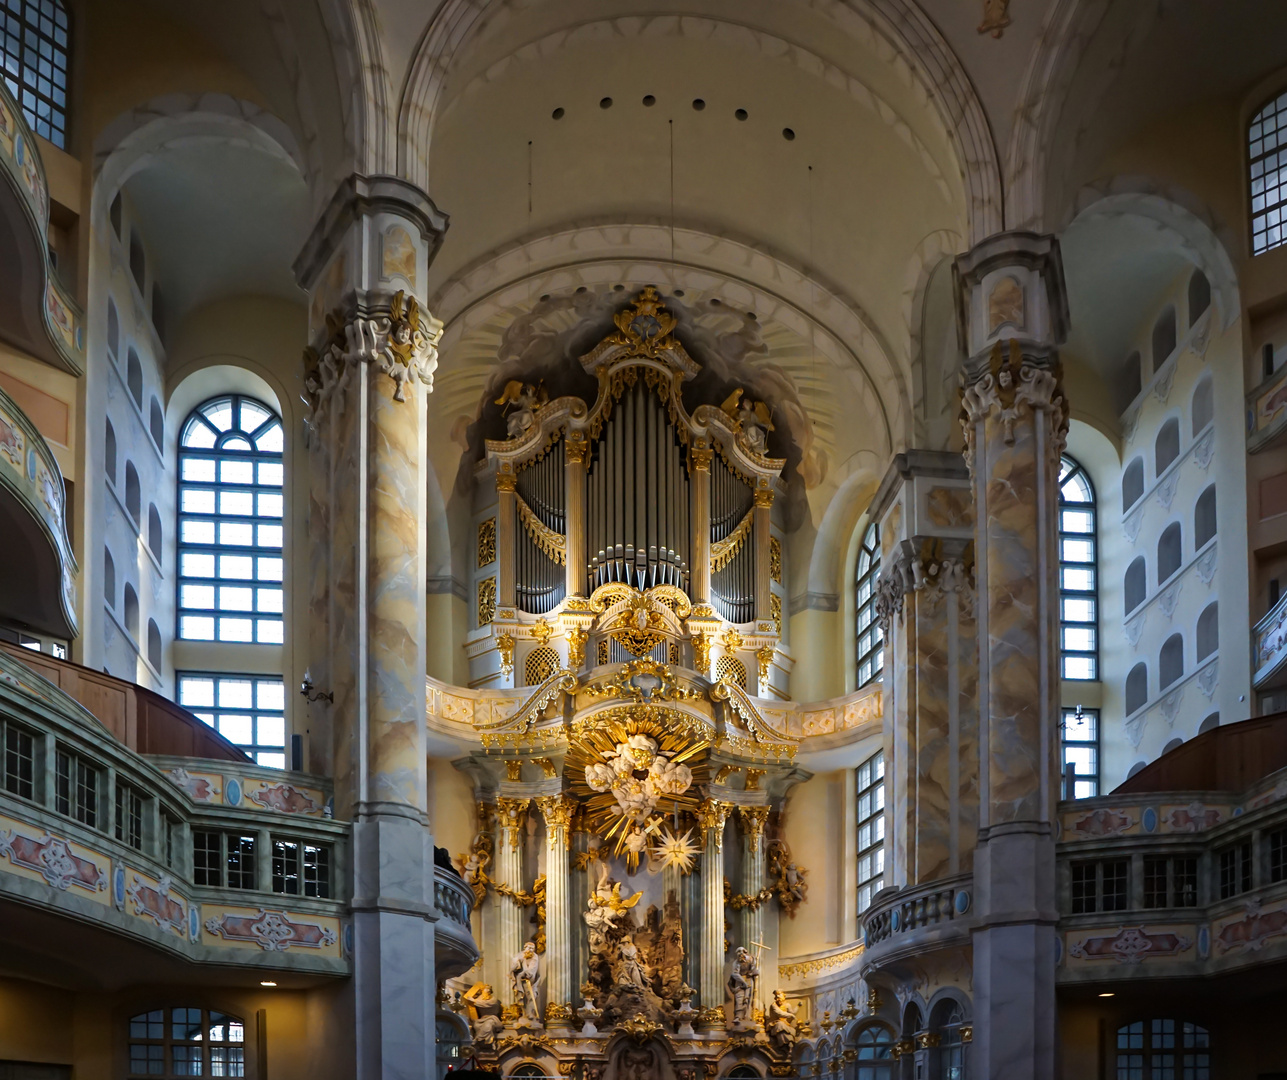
[
  {"x1": 366, "y1": 375, "x2": 427, "y2": 812},
  {"x1": 913, "y1": 584, "x2": 953, "y2": 883},
  {"x1": 538, "y1": 795, "x2": 574, "y2": 1019},
  {"x1": 306, "y1": 411, "x2": 333, "y2": 778},
  {"x1": 886, "y1": 586, "x2": 915, "y2": 888},
  {"x1": 494, "y1": 801, "x2": 528, "y2": 1007},
  {"x1": 984, "y1": 419, "x2": 1053, "y2": 825},
  {"x1": 698, "y1": 802, "x2": 728, "y2": 1020}
]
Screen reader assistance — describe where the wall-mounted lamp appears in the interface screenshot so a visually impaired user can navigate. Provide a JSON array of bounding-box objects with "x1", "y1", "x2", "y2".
[{"x1": 300, "y1": 669, "x2": 334, "y2": 704}]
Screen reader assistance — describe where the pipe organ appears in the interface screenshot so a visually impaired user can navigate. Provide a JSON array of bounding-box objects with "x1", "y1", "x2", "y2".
[{"x1": 470, "y1": 288, "x2": 789, "y2": 697}]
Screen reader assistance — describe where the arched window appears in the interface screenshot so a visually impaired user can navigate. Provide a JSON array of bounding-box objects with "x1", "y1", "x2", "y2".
[
  {"x1": 1160, "y1": 633, "x2": 1184, "y2": 689},
  {"x1": 104, "y1": 419, "x2": 117, "y2": 486},
  {"x1": 1152, "y1": 306, "x2": 1177, "y2": 372},
  {"x1": 128, "y1": 1008, "x2": 245, "y2": 1077},
  {"x1": 1059, "y1": 456, "x2": 1097, "y2": 680},
  {"x1": 1197, "y1": 602, "x2": 1218, "y2": 662},
  {"x1": 1155, "y1": 418, "x2": 1180, "y2": 475},
  {"x1": 1127, "y1": 760, "x2": 1147, "y2": 779},
  {"x1": 1117, "y1": 350, "x2": 1142, "y2": 414},
  {"x1": 177, "y1": 395, "x2": 284, "y2": 643},
  {"x1": 853, "y1": 1024, "x2": 895, "y2": 1079},
  {"x1": 1188, "y1": 269, "x2": 1211, "y2": 326},
  {"x1": 1199, "y1": 712, "x2": 1220, "y2": 734},
  {"x1": 855, "y1": 523, "x2": 882, "y2": 687},
  {"x1": 1191, "y1": 376, "x2": 1214, "y2": 436},
  {"x1": 1126, "y1": 663, "x2": 1148, "y2": 716},
  {"x1": 1122, "y1": 458, "x2": 1145, "y2": 512},
  {"x1": 1162, "y1": 736, "x2": 1183, "y2": 756},
  {"x1": 147, "y1": 619, "x2": 162, "y2": 671},
  {"x1": 1158, "y1": 522, "x2": 1182, "y2": 583},
  {"x1": 107, "y1": 299, "x2": 120, "y2": 359},
  {"x1": 855, "y1": 749, "x2": 885, "y2": 914},
  {"x1": 129, "y1": 230, "x2": 146, "y2": 292},
  {"x1": 149, "y1": 397, "x2": 164, "y2": 452},
  {"x1": 933, "y1": 1002, "x2": 967, "y2": 1080},
  {"x1": 124, "y1": 461, "x2": 140, "y2": 524},
  {"x1": 126, "y1": 348, "x2": 143, "y2": 407},
  {"x1": 1125, "y1": 557, "x2": 1147, "y2": 615},
  {"x1": 1195, "y1": 485, "x2": 1216, "y2": 549},
  {"x1": 1116, "y1": 1020, "x2": 1209, "y2": 1077},
  {"x1": 0, "y1": 0, "x2": 70, "y2": 147},
  {"x1": 103, "y1": 548, "x2": 116, "y2": 608},
  {"x1": 1251, "y1": 90, "x2": 1287, "y2": 255},
  {"x1": 123, "y1": 583, "x2": 139, "y2": 639},
  {"x1": 147, "y1": 504, "x2": 162, "y2": 558}
]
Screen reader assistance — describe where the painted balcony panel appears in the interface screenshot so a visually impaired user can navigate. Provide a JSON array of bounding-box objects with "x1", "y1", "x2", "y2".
[
  {"x1": 0, "y1": 83, "x2": 84, "y2": 375},
  {"x1": 0, "y1": 385, "x2": 77, "y2": 637}
]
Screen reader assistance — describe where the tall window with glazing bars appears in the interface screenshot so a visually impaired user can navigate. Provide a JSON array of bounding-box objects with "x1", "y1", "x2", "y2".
[
  {"x1": 0, "y1": 0, "x2": 69, "y2": 148},
  {"x1": 1251, "y1": 89, "x2": 1287, "y2": 256},
  {"x1": 855, "y1": 523, "x2": 883, "y2": 687},
  {"x1": 1058, "y1": 456, "x2": 1097, "y2": 680},
  {"x1": 177, "y1": 396, "x2": 284, "y2": 643}
]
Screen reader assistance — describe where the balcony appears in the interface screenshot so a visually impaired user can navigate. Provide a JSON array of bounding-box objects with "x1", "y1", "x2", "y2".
[
  {"x1": 434, "y1": 862, "x2": 480, "y2": 979},
  {"x1": 0, "y1": 80, "x2": 84, "y2": 375},
  {"x1": 1254, "y1": 590, "x2": 1287, "y2": 691},
  {"x1": 0, "y1": 646, "x2": 350, "y2": 984},
  {"x1": 0, "y1": 385, "x2": 78, "y2": 638},
  {"x1": 861, "y1": 873, "x2": 973, "y2": 976},
  {"x1": 1057, "y1": 713, "x2": 1287, "y2": 984}
]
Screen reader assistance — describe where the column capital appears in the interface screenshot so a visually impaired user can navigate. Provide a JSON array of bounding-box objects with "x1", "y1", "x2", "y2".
[
  {"x1": 495, "y1": 796, "x2": 530, "y2": 846},
  {"x1": 737, "y1": 805, "x2": 770, "y2": 844},
  {"x1": 689, "y1": 440, "x2": 714, "y2": 472},
  {"x1": 696, "y1": 798, "x2": 733, "y2": 849},
  {"x1": 959, "y1": 340, "x2": 1069, "y2": 476},
  {"x1": 536, "y1": 793, "x2": 577, "y2": 841},
  {"x1": 564, "y1": 431, "x2": 589, "y2": 465}
]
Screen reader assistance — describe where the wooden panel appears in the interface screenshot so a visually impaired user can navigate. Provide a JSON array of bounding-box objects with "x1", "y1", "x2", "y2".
[
  {"x1": 1113, "y1": 713, "x2": 1287, "y2": 794},
  {"x1": 1262, "y1": 472, "x2": 1287, "y2": 520},
  {"x1": 1, "y1": 643, "x2": 246, "y2": 762}
]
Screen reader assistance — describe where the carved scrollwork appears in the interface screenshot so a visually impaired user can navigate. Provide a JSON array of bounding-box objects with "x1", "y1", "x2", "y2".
[{"x1": 959, "y1": 340, "x2": 1068, "y2": 476}]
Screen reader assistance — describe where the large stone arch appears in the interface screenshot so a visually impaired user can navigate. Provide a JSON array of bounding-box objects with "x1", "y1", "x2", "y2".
[{"x1": 397, "y1": 0, "x2": 1000, "y2": 242}]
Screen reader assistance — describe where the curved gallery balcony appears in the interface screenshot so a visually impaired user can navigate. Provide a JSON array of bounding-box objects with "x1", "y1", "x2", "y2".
[
  {"x1": 1057, "y1": 713, "x2": 1287, "y2": 985},
  {"x1": 0, "y1": 647, "x2": 349, "y2": 984},
  {"x1": 0, "y1": 79, "x2": 84, "y2": 375},
  {"x1": 0, "y1": 384, "x2": 77, "y2": 638},
  {"x1": 434, "y1": 861, "x2": 481, "y2": 980},
  {"x1": 861, "y1": 873, "x2": 973, "y2": 977}
]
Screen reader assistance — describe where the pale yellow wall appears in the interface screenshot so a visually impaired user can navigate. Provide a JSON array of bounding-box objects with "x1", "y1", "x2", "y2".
[
  {"x1": 431, "y1": 754, "x2": 478, "y2": 859},
  {"x1": 779, "y1": 770, "x2": 854, "y2": 956}
]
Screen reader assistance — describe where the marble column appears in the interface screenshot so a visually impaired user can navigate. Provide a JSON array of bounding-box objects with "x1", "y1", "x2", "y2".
[
  {"x1": 689, "y1": 440, "x2": 713, "y2": 604},
  {"x1": 494, "y1": 795, "x2": 530, "y2": 1010},
  {"x1": 696, "y1": 798, "x2": 731, "y2": 1028},
  {"x1": 955, "y1": 231, "x2": 1069, "y2": 1079},
  {"x1": 737, "y1": 806, "x2": 769, "y2": 980},
  {"x1": 296, "y1": 174, "x2": 448, "y2": 1080},
  {"x1": 564, "y1": 433, "x2": 588, "y2": 599},
  {"x1": 537, "y1": 794, "x2": 575, "y2": 1025}
]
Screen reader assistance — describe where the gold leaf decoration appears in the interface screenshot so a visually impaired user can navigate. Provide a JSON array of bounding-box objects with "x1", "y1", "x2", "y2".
[
  {"x1": 478, "y1": 577, "x2": 497, "y2": 626},
  {"x1": 478, "y1": 517, "x2": 497, "y2": 568}
]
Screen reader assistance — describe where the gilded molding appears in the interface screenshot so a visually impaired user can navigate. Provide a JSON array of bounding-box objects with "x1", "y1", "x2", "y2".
[
  {"x1": 710, "y1": 507, "x2": 754, "y2": 571},
  {"x1": 477, "y1": 517, "x2": 497, "y2": 567},
  {"x1": 478, "y1": 577, "x2": 497, "y2": 626},
  {"x1": 777, "y1": 943, "x2": 864, "y2": 980},
  {"x1": 516, "y1": 493, "x2": 567, "y2": 564}
]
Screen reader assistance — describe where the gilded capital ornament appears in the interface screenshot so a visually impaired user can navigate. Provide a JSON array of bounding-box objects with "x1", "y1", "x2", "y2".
[
  {"x1": 754, "y1": 487, "x2": 774, "y2": 509},
  {"x1": 496, "y1": 472, "x2": 517, "y2": 493},
  {"x1": 696, "y1": 798, "x2": 732, "y2": 851},
  {"x1": 689, "y1": 441, "x2": 714, "y2": 472},
  {"x1": 537, "y1": 794, "x2": 577, "y2": 843},
  {"x1": 738, "y1": 805, "x2": 770, "y2": 846},
  {"x1": 495, "y1": 796, "x2": 530, "y2": 846},
  {"x1": 564, "y1": 432, "x2": 588, "y2": 465},
  {"x1": 565, "y1": 625, "x2": 589, "y2": 670}
]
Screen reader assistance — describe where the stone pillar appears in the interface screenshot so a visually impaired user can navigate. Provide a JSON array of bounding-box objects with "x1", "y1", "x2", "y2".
[
  {"x1": 494, "y1": 795, "x2": 530, "y2": 1010},
  {"x1": 737, "y1": 806, "x2": 769, "y2": 978},
  {"x1": 496, "y1": 469, "x2": 518, "y2": 609},
  {"x1": 296, "y1": 174, "x2": 447, "y2": 1080},
  {"x1": 696, "y1": 798, "x2": 731, "y2": 1028},
  {"x1": 954, "y1": 231, "x2": 1069, "y2": 1079},
  {"x1": 753, "y1": 486, "x2": 773, "y2": 623},
  {"x1": 537, "y1": 794, "x2": 575, "y2": 1025},
  {"x1": 870, "y1": 452, "x2": 980, "y2": 889},
  {"x1": 564, "y1": 433, "x2": 588, "y2": 599},
  {"x1": 690, "y1": 440, "x2": 713, "y2": 604}
]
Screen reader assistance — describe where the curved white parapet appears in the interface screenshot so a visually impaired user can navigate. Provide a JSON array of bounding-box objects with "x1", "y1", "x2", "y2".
[
  {"x1": 0, "y1": 82, "x2": 85, "y2": 375},
  {"x1": 0, "y1": 383, "x2": 77, "y2": 637}
]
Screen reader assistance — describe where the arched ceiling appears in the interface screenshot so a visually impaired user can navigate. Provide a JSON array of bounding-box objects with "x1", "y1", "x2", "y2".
[{"x1": 415, "y1": 0, "x2": 971, "y2": 538}]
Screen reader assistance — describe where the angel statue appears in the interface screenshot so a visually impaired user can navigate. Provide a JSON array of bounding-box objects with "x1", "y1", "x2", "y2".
[
  {"x1": 718, "y1": 387, "x2": 775, "y2": 453},
  {"x1": 510, "y1": 940, "x2": 543, "y2": 1024},
  {"x1": 495, "y1": 380, "x2": 549, "y2": 438}
]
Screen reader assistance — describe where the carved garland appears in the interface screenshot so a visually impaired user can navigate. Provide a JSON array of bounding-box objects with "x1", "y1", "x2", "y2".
[
  {"x1": 709, "y1": 506, "x2": 754, "y2": 572},
  {"x1": 515, "y1": 493, "x2": 567, "y2": 565}
]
